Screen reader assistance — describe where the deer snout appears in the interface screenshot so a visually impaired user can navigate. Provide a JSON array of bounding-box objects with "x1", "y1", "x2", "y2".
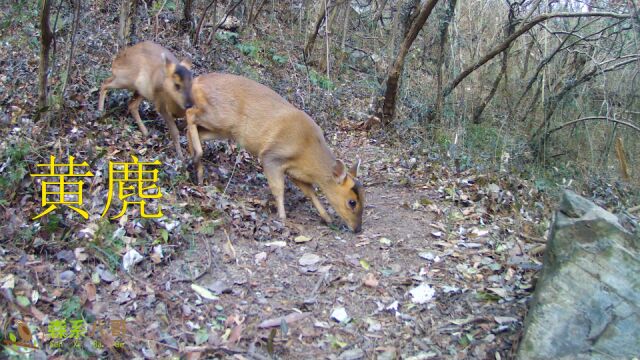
[{"x1": 185, "y1": 99, "x2": 194, "y2": 109}]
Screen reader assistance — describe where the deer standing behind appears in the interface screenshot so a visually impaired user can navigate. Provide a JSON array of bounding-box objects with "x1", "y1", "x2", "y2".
[
  {"x1": 186, "y1": 73, "x2": 364, "y2": 232},
  {"x1": 98, "y1": 41, "x2": 194, "y2": 158}
]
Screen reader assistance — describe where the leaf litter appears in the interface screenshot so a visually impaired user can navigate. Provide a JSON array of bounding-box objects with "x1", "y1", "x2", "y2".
[{"x1": 0, "y1": 6, "x2": 556, "y2": 359}]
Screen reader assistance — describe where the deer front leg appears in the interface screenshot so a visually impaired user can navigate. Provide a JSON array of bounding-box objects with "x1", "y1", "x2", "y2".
[
  {"x1": 291, "y1": 179, "x2": 332, "y2": 224},
  {"x1": 159, "y1": 108, "x2": 183, "y2": 159},
  {"x1": 128, "y1": 92, "x2": 148, "y2": 137},
  {"x1": 186, "y1": 109, "x2": 204, "y2": 185}
]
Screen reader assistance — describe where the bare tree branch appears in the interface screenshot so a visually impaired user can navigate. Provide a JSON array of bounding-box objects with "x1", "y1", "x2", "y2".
[
  {"x1": 545, "y1": 116, "x2": 640, "y2": 136},
  {"x1": 443, "y1": 11, "x2": 633, "y2": 98}
]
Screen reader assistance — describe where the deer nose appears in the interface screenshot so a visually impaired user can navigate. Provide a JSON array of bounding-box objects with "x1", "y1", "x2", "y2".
[
  {"x1": 185, "y1": 100, "x2": 194, "y2": 109},
  {"x1": 353, "y1": 223, "x2": 362, "y2": 233}
]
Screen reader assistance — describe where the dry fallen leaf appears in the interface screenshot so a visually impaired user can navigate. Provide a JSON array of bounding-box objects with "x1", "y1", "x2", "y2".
[
  {"x1": 258, "y1": 312, "x2": 311, "y2": 328},
  {"x1": 294, "y1": 235, "x2": 312, "y2": 243},
  {"x1": 191, "y1": 284, "x2": 219, "y2": 301},
  {"x1": 226, "y1": 324, "x2": 244, "y2": 345},
  {"x1": 84, "y1": 283, "x2": 96, "y2": 302},
  {"x1": 363, "y1": 273, "x2": 379, "y2": 288}
]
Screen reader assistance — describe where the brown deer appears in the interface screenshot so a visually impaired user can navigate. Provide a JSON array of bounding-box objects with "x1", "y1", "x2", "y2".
[
  {"x1": 98, "y1": 41, "x2": 193, "y2": 158},
  {"x1": 186, "y1": 73, "x2": 364, "y2": 232}
]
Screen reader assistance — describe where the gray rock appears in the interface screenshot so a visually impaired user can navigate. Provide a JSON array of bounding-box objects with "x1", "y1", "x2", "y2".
[{"x1": 518, "y1": 190, "x2": 640, "y2": 360}]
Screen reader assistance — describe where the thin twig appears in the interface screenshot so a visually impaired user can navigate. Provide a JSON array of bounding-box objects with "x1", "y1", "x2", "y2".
[
  {"x1": 207, "y1": 0, "x2": 244, "y2": 48},
  {"x1": 154, "y1": 0, "x2": 168, "y2": 41},
  {"x1": 194, "y1": 0, "x2": 217, "y2": 46}
]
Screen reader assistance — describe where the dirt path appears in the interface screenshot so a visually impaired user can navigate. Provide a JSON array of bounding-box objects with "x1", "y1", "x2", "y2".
[{"x1": 133, "y1": 133, "x2": 530, "y2": 359}]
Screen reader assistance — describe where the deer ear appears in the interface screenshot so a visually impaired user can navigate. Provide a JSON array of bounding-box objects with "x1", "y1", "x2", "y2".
[
  {"x1": 162, "y1": 53, "x2": 175, "y2": 74},
  {"x1": 180, "y1": 58, "x2": 192, "y2": 70},
  {"x1": 348, "y1": 158, "x2": 360, "y2": 178},
  {"x1": 333, "y1": 160, "x2": 347, "y2": 184}
]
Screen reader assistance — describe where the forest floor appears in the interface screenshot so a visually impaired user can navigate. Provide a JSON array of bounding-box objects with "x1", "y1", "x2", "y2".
[
  {"x1": 2, "y1": 121, "x2": 547, "y2": 359},
  {"x1": 1, "y1": 2, "x2": 559, "y2": 359}
]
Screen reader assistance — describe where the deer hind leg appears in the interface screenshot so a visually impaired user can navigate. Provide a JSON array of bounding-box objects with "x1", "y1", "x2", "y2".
[
  {"x1": 127, "y1": 92, "x2": 148, "y2": 137},
  {"x1": 262, "y1": 157, "x2": 286, "y2": 219},
  {"x1": 291, "y1": 179, "x2": 332, "y2": 224}
]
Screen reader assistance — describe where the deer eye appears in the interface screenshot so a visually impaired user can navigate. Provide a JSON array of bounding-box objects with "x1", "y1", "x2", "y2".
[{"x1": 348, "y1": 199, "x2": 357, "y2": 209}]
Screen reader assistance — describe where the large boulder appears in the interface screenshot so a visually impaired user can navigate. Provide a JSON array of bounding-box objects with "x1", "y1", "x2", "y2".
[{"x1": 518, "y1": 190, "x2": 639, "y2": 360}]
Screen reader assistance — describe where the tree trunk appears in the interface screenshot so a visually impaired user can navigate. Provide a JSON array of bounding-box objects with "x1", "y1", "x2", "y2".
[
  {"x1": 375, "y1": 0, "x2": 440, "y2": 124},
  {"x1": 319, "y1": 1, "x2": 341, "y2": 73},
  {"x1": 303, "y1": 1, "x2": 327, "y2": 62},
  {"x1": 38, "y1": 0, "x2": 54, "y2": 110},
  {"x1": 193, "y1": 0, "x2": 216, "y2": 46},
  {"x1": 61, "y1": 0, "x2": 81, "y2": 98},
  {"x1": 472, "y1": 6, "x2": 515, "y2": 123},
  {"x1": 118, "y1": 0, "x2": 139, "y2": 48},
  {"x1": 388, "y1": 0, "x2": 419, "y2": 61},
  {"x1": 340, "y1": 1, "x2": 350, "y2": 51},
  {"x1": 206, "y1": 0, "x2": 243, "y2": 46},
  {"x1": 472, "y1": 47, "x2": 509, "y2": 124},
  {"x1": 247, "y1": 0, "x2": 267, "y2": 26},
  {"x1": 433, "y1": 0, "x2": 457, "y2": 123},
  {"x1": 520, "y1": 38, "x2": 534, "y2": 79},
  {"x1": 372, "y1": 0, "x2": 388, "y2": 27},
  {"x1": 181, "y1": 0, "x2": 194, "y2": 32},
  {"x1": 513, "y1": 27, "x2": 574, "y2": 112},
  {"x1": 183, "y1": 0, "x2": 193, "y2": 22}
]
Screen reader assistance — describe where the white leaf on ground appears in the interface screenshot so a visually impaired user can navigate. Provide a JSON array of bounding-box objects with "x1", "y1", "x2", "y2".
[
  {"x1": 1, "y1": 274, "x2": 15, "y2": 289},
  {"x1": 255, "y1": 251, "x2": 267, "y2": 264},
  {"x1": 470, "y1": 227, "x2": 490, "y2": 238},
  {"x1": 365, "y1": 318, "x2": 382, "y2": 332},
  {"x1": 409, "y1": 283, "x2": 435, "y2": 304},
  {"x1": 488, "y1": 287, "x2": 508, "y2": 298},
  {"x1": 191, "y1": 284, "x2": 219, "y2": 301},
  {"x1": 74, "y1": 247, "x2": 88, "y2": 262},
  {"x1": 157, "y1": 218, "x2": 180, "y2": 231},
  {"x1": 263, "y1": 241, "x2": 287, "y2": 247},
  {"x1": 385, "y1": 301, "x2": 399, "y2": 312},
  {"x1": 331, "y1": 307, "x2": 350, "y2": 323},
  {"x1": 150, "y1": 245, "x2": 163, "y2": 264},
  {"x1": 96, "y1": 264, "x2": 116, "y2": 282},
  {"x1": 494, "y1": 316, "x2": 518, "y2": 324},
  {"x1": 299, "y1": 253, "x2": 321, "y2": 266},
  {"x1": 123, "y1": 249, "x2": 143, "y2": 271},
  {"x1": 294, "y1": 235, "x2": 311, "y2": 243},
  {"x1": 418, "y1": 252, "x2": 435, "y2": 261}
]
